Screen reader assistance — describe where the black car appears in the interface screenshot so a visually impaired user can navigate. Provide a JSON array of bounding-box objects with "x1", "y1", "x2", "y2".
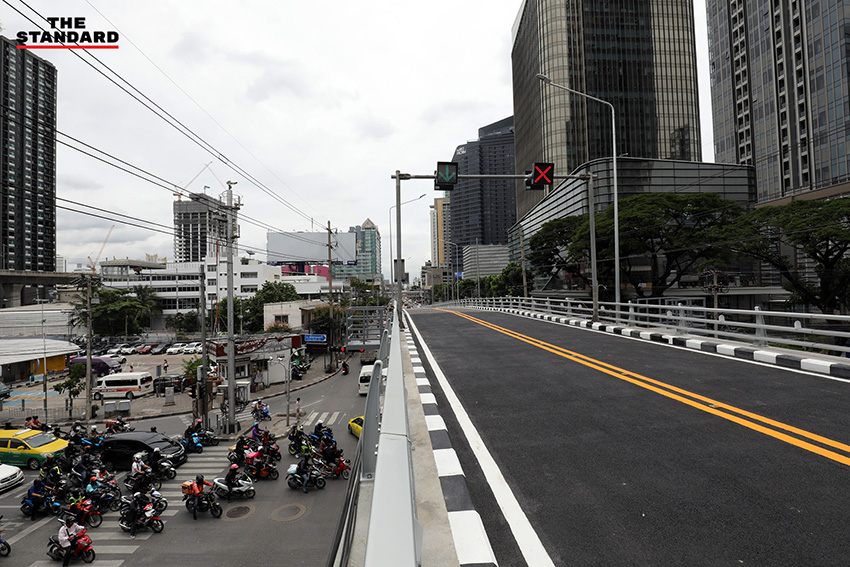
[
  {"x1": 153, "y1": 374, "x2": 186, "y2": 394},
  {"x1": 100, "y1": 431, "x2": 187, "y2": 470},
  {"x1": 150, "y1": 344, "x2": 170, "y2": 355}
]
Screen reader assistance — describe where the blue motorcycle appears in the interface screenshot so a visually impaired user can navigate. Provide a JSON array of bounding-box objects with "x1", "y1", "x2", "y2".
[
  {"x1": 251, "y1": 407, "x2": 271, "y2": 421},
  {"x1": 181, "y1": 433, "x2": 204, "y2": 454},
  {"x1": 0, "y1": 516, "x2": 10, "y2": 556},
  {"x1": 20, "y1": 493, "x2": 62, "y2": 519}
]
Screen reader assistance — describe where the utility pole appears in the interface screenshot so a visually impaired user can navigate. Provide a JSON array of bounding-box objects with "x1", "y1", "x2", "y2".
[
  {"x1": 85, "y1": 276, "x2": 93, "y2": 421},
  {"x1": 327, "y1": 221, "x2": 335, "y2": 371},
  {"x1": 225, "y1": 181, "x2": 237, "y2": 433},
  {"x1": 520, "y1": 229, "x2": 528, "y2": 298},
  {"x1": 199, "y1": 266, "x2": 208, "y2": 428}
]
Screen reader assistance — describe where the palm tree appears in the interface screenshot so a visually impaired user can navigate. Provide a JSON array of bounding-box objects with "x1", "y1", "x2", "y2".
[{"x1": 132, "y1": 285, "x2": 161, "y2": 328}]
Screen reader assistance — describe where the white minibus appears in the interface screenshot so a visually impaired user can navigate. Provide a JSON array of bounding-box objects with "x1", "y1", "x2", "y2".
[
  {"x1": 358, "y1": 365, "x2": 374, "y2": 396},
  {"x1": 92, "y1": 372, "x2": 154, "y2": 400}
]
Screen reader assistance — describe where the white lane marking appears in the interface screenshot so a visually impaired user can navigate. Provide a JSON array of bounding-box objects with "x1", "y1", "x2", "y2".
[
  {"x1": 433, "y1": 448, "x2": 464, "y2": 477},
  {"x1": 448, "y1": 510, "x2": 498, "y2": 566},
  {"x1": 408, "y1": 314, "x2": 555, "y2": 567}
]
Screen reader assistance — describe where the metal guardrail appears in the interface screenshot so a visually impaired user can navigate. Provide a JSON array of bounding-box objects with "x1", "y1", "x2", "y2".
[
  {"x1": 445, "y1": 296, "x2": 850, "y2": 356},
  {"x1": 326, "y1": 304, "x2": 419, "y2": 567}
]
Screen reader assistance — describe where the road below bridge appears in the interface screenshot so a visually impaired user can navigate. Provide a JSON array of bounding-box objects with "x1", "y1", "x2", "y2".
[{"x1": 407, "y1": 307, "x2": 850, "y2": 566}]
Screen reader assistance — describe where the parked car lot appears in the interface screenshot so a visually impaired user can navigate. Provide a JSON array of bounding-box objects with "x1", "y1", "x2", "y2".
[
  {"x1": 137, "y1": 343, "x2": 158, "y2": 354},
  {"x1": 106, "y1": 343, "x2": 129, "y2": 355},
  {"x1": 102, "y1": 353, "x2": 127, "y2": 364},
  {"x1": 151, "y1": 343, "x2": 170, "y2": 355},
  {"x1": 166, "y1": 343, "x2": 186, "y2": 355}
]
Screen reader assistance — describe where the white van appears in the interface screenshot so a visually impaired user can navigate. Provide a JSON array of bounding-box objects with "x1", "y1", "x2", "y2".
[
  {"x1": 92, "y1": 372, "x2": 154, "y2": 400},
  {"x1": 358, "y1": 365, "x2": 375, "y2": 396}
]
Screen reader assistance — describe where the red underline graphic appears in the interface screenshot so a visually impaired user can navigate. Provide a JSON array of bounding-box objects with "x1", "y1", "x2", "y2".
[{"x1": 16, "y1": 45, "x2": 119, "y2": 49}]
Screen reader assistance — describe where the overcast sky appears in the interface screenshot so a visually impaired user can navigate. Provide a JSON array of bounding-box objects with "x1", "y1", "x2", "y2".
[{"x1": 2, "y1": 0, "x2": 713, "y2": 281}]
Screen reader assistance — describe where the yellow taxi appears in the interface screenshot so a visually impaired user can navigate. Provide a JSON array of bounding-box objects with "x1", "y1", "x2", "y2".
[
  {"x1": 0, "y1": 429, "x2": 68, "y2": 470},
  {"x1": 348, "y1": 416, "x2": 363, "y2": 438}
]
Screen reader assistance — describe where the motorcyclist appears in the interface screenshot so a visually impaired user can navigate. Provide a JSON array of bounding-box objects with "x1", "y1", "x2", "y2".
[
  {"x1": 224, "y1": 463, "x2": 240, "y2": 502},
  {"x1": 295, "y1": 454, "x2": 311, "y2": 494},
  {"x1": 234, "y1": 435, "x2": 248, "y2": 465},
  {"x1": 129, "y1": 455, "x2": 151, "y2": 490},
  {"x1": 41, "y1": 453, "x2": 62, "y2": 485},
  {"x1": 84, "y1": 476, "x2": 104, "y2": 509},
  {"x1": 67, "y1": 489, "x2": 87, "y2": 523},
  {"x1": 125, "y1": 492, "x2": 143, "y2": 539},
  {"x1": 191, "y1": 418, "x2": 204, "y2": 435},
  {"x1": 250, "y1": 422, "x2": 266, "y2": 441},
  {"x1": 313, "y1": 420, "x2": 326, "y2": 438},
  {"x1": 190, "y1": 474, "x2": 213, "y2": 520},
  {"x1": 31, "y1": 415, "x2": 44, "y2": 429},
  {"x1": 147, "y1": 447, "x2": 163, "y2": 471},
  {"x1": 341, "y1": 360, "x2": 349, "y2": 375},
  {"x1": 58, "y1": 516, "x2": 85, "y2": 566},
  {"x1": 27, "y1": 478, "x2": 50, "y2": 520}
]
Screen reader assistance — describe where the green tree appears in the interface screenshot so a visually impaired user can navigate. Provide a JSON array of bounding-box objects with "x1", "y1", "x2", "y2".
[
  {"x1": 243, "y1": 281, "x2": 300, "y2": 333},
  {"x1": 131, "y1": 285, "x2": 161, "y2": 328},
  {"x1": 56, "y1": 364, "x2": 86, "y2": 417},
  {"x1": 724, "y1": 199, "x2": 850, "y2": 314},
  {"x1": 528, "y1": 215, "x2": 590, "y2": 289},
  {"x1": 596, "y1": 193, "x2": 743, "y2": 298},
  {"x1": 91, "y1": 288, "x2": 143, "y2": 336}
]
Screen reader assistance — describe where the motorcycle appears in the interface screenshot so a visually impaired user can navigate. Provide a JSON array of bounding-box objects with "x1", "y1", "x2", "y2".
[
  {"x1": 118, "y1": 500, "x2": 164, "y2": 534},
  {"x1": 144, "y1": 455, "x2": 177, "y2": 481},
  {"x1": 61, "y1": 498, "x2": 102, "y2": 529},
  {"x1": 341, "y1": 361, "x2": 349, "y2": 375},
  {"x1": 246, "y1": 459, "x2": 279, "y2": 481},
  {"x1": 180, "y1": 433, "x2": 204, "y2": 454},
  {"x1": 124, "y1": 471, "x2": 161, "y2": 493},
  {"x1": 212, "y1": 473, "x2": 256, "y2": 499},
  {"x1": 21, "y1": 492, "x2": 62, "y2": 519},
  {"x1": 251, "y1": 407, "x2": 272, "y2": 421},
  {"x1": 197, "y1": 429, "x2": 219, "y2": 447},
  {"x1": 46, "y1": 525, "x2": 95, "y2": 563},
  {"x1": 105, "y1": 418, "x2": 134, "y2": 434},
  {"x1": 286, "y1": 464, "x2": 326, "y2": 491},
  {"x1": 288, "y1": 437, "x2": 312, "y2": 457},
  {"x1": 122, "y1": 488, "x2": 167, "y2": 515},
  {"x1": 0, "y1": 516, "x2": 10, "y2": 557},
  {"x1": 182, "y1": 491, "x2": 222, "y2": 518},
  {"x1": 320, "y1": 457, "x2": 351, "y2": 480}
]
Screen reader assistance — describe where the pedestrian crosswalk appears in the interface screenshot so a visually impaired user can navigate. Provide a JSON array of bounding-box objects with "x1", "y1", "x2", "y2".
[
  {"x1": 299, "y1": 410, "x2": 350, "y2": 429},
  {"x1": 13, "y1": 445, "x2": 234, "y2": 567}
]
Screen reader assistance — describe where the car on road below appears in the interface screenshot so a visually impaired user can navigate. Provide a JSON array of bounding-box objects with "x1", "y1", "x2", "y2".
[
  {"x1": 348, "y1": 416, "x2": 363, "y2": 438},
  {"x1": 0, "y1": 429, "x2": 68, "y2": 470},
  {"x1": 153, "y1": 374, "x2": 186, "y2": 394},
  {"x1": 137, "y1": 343, "x2": 158, "y2": 354},
  {"x1": 166, "y1": 343, "x2": 186, "y2": 355},
  {"x1": 100, "y1": 431, "x2": 187, "y2": 470},
  {"x1": 359, "y1": 349, "x2": 377, "y2": 365},
  {"x1": 0, "y1": 382, "x2": 10, "y2": 399},
  {"x1": 0, "y1": 462, "x2": 24, "y2": 492},
  {"x1": 151, "y1": 343, "x2": 170, "y2": 355}
]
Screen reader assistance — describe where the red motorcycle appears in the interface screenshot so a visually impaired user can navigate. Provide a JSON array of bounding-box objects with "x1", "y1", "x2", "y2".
[
  {"x1": 246, "y1": 458, "x2": 279, "y2": 481},
  {"x1": 62, "y1": 498, "x2": 103, "y2": 528},
  {"x1": 47, "y1": 526, "x2": 95, "y2": 563},
  {"x1": 319, "y1": 457, "x2": 351, "y2": 480}
]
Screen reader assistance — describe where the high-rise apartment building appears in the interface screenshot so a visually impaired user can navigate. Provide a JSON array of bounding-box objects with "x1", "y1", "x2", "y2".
[
  {"x1": 430, "y1": 197, "x2": 451, "y2": 268},
  {"x1": 331, "y1": 219, "x2": 382, "y2": 285},
  {"x1": 708, "y1": 1, "x2": 850, "y2": 202},
  {"x1": 173, "y1": 192, "x2": 234, "y2": 263},
  {"x1": 447, "y1": 116, "x2": 516, "y2": 273},
  {"x1": 511, "y1": 1, "x2": 702, "y2": 218},
  {"x1": 0, "y1": 37, "x2": 57, "y2": 271}
]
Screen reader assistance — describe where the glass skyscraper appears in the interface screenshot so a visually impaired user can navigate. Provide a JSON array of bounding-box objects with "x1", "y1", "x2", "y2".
[
  {"x1": 0, "y1": 36, "x2": 57, "y2": 272},
  {"x1": 708, "y1": 0, "x2": 850, "y2": 203},
  {"x1": 512, "y1": 0, "x2": 702, "y2": 218}
]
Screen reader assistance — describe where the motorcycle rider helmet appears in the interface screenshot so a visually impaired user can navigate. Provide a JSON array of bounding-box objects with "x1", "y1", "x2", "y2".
[
  {"x1": 45, "y1": 453, "x2": 54, "y2": 461},
  {"x1": 230, "y1": 463, "x2": 239, "y2": 470},
  {"x1": 133, "y1": 492, "x2": 141, "y2": 499},
  {"x1": 133, "y1": 455, "x2": 142, "y2": 462},
  {"x1": 317, "y1": 420, "x2": 323, "y2": 426},
  {"x1": 90, "y1": 476, "x2": 97, "y2": 482},
  {"x1": 91, "y1": 425, "x2": 97, "y2": 432},
  {"x1": 196, "y1": 474, "x2": 204, "y2": 482},
  {"x1": 197, "y1": 418, "x2": 202, "y2": 424},
  {"x1": 64, "y1": 516, "x2": 74, "y2": 526},
  {"x1": 153, "y1": 447, "x2": 160, "y2": 454},
  {"x1": 253, "y1": 422, "x2": 259, "y2": 427}
]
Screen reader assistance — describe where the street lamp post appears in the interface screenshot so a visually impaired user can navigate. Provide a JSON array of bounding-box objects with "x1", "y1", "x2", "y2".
[
  {"x1": 436, "y1": 237, "x2": 459, "y2": 303},
  {"x1": 388, "y1": 193, "x2": 426, "y2": 304},
  {"x1": 537, "y1": 73, "x2": 620, "y2": 318}
]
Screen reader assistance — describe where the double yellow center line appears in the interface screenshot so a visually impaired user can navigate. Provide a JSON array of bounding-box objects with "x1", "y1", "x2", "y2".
[{"x1": 440, "y1": 309, "x2": 850, "y2": 467}]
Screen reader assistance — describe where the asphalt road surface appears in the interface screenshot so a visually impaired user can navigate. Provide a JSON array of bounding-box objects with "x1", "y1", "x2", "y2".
[
  {"x1": 1, "y1": 368, "x2": 363, "y2": 567},
  {"x1": 408, "y1": 307, "x2": 850, "y2": 567}
]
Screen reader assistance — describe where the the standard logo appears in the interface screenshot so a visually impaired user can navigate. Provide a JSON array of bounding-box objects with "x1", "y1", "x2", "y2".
[{"x1": 17, "y1": 17, "x2": 119, "y2": 49}]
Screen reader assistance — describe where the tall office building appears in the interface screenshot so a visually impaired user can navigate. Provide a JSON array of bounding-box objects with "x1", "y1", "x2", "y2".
[
  {"x1": 173, "y1": 192, "x2": 234, "y2": 263},
  {"x1": 430, "y1": 197, "x2": 451, "y2": 268},
  {"x1": 708, "y1": 1, "x2": 850, "y2": 202},
  {"x1": 511, "y1": 1, "x2": 702, "y2": 218},
  {"x1": 0, "y1": 37, "x2": 58, "y2": 271},
  {"x1": 331, "y1": 220, "x2": 382, "y2": 285},
  {"x1": 447, "y1": 116, "x2": 516, "y2": 273}
]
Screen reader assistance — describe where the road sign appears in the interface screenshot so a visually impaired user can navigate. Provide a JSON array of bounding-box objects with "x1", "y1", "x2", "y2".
[
  {"x1": 435, "y1": 161, "x2": 459, "y2": 190},
  {"x1": 304, "y1": 334, "x2": 327, "y2": 343},
  {"x1": 527, "y1": 162, "x2": 554, "y2": 190}
]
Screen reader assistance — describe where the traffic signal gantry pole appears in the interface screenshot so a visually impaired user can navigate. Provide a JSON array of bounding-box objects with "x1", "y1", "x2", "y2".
[{"x1": 391, "y1": 169, "x2": 598, "y2": 318}]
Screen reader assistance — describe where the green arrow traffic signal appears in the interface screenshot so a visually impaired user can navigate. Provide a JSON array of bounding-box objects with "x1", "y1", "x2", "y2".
[{"x1": 435, "y1": 161, "x2": 459, "y2": 190}]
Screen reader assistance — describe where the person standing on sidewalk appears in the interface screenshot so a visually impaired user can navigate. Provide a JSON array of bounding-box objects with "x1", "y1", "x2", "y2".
[
  {"x1": 295, "y1": 397, "x2": 304, "y2": 420},
  {"x1": 163, "y1": 359, "x2": 168, "y2": 373}
]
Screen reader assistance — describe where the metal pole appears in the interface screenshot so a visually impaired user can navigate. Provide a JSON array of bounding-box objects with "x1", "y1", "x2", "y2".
[
  {"x1": 226, "y1": 182, "x2": 236, "y2": 433},
  {"x1": 588, "y1": 173, "x2": 599, "y2": 322},
  {"x1": 85, "y1": 276, "x2": 92, "y2": 421},
  {"x1": 520, "y1": 229, "x2": 528, "y2": 297},
  {"x1": 41, "y1": 297, "x2": 47, "y2": 414},
  {"x1": 285, "y1": 363, "x2": 291, "y2": 427},
  {"x1": 395, "y1": 171, "x2": 403, "y2": 314},
  {"x1": 327, "y1": 220, "x2": 335, "y2": 370},
  {"x1": 199, "y1": 266, "x2": 208, "y2": 429}
]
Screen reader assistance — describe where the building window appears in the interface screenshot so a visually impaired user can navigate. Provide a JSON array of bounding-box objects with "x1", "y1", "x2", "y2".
[
  {"x1": 274, "y1": 315, "x2": 289, "y2": 325},
  {"x1": 240, "y1": 272, "x2": 258, "y2": 279},
  {"x1": 241, "y1": 285, "x2": 258, "y2": 293}
]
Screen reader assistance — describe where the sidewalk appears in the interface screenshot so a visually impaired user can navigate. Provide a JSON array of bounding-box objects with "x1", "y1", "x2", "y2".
[{"x1": 0, "y1": 357, "x2": 344, "y2": 431}]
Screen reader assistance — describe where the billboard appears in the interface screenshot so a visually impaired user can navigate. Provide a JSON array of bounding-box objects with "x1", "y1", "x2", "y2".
[{"x1": 267, "y1": 231, "x2": 357, "y2": 264}]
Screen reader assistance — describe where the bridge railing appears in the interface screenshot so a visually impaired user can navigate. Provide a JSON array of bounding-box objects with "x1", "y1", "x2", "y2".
[
  {"x1": 450, "y1": 297, "x2": 850, "y2": 356},
  {"x1": 326, "y1": 304, "x2": 419, "y2": 567}
]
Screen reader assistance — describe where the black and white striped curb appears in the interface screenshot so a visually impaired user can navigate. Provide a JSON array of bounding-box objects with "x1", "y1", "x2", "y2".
[
  {"x1": 405, "y1": 330, "x2": 498, "y2": 567},
  {"x1": 474, "y1": 306, "x2": 850, "y2": 379}
]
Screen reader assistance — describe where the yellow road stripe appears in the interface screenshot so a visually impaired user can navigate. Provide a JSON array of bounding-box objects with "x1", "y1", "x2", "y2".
[{"x1": 438, "y1": 309, "x2": 850, "y2": 467}]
